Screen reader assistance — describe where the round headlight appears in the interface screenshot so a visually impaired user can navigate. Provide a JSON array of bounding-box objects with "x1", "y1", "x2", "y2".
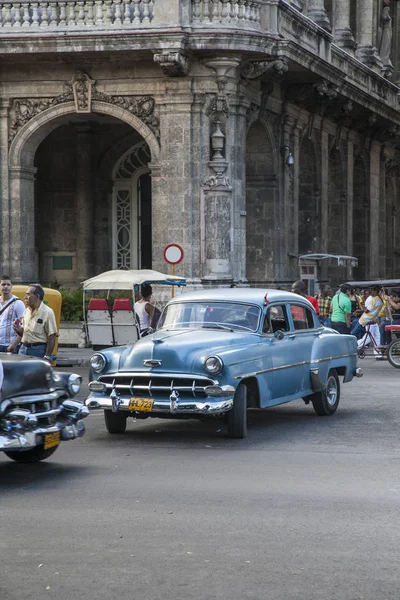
[
  {"x1": 68, "y1": 374, "x2": 82, "y2": 396},
  {"x1": 90, "y1": 353, "x2": 106, "y2": 373},
  {"x1": 204, "y1": 356, "x2": 223, "y2": 375}
]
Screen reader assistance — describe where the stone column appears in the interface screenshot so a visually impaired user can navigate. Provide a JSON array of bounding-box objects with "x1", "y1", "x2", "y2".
[
  {"x1": 369, "y1": 140, "x2": 381, "y2": 278},
  {"x1": 225, "y1": 94, "x2": 248, "y2": 284},
  {"x1": 9, "y1": 166, "x2": 37, "y2": 281},
  {"x1": 151, "y1": 83, "x2": 194, "y2": 283},
  {"x1": 75, "y1": 125, "x2": 94, "y2": 281},
  {"x1": 277, "y1": 115, "x2": 295, "y2": 283},
  {"x1": 0, "y1": 100, "x2": 10, "y2": 275},
  {"x1": 356, "y1": 0, "x2": 382, "y2": 71},
  {"x1": 320, "y1": 127, "x2": 329, "y2": 252},
  {"x1": 346, "y1": 138, "x2": 354, "y2": 258},
  {"x1": 333, "y1": 0, "x2": 356, "y2": 54},
  {"x1": 307, "y1": 0, "x2": 331, "y2": 31},
  {"x1": 291, "y1": 123, "x2": 301, "y2": 277}
]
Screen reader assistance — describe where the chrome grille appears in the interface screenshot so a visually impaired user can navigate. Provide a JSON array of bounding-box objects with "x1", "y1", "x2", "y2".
[
  {"x1": 98, "y1": 373, "x2": 216, "y2": 399},
  {"x1": 11, "y1": 397, "x2": 62, "y2": 426}
]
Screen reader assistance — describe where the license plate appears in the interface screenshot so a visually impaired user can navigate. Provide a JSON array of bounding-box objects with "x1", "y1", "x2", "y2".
[
  {"x1": 44, "y1": 431, "x2": 60, "y2": 449},
  {"x1": 129, "y1": 397, "x2": 154, "y2": 412}
]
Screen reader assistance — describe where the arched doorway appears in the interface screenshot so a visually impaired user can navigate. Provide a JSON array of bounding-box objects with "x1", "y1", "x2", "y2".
[
  {"x1": 112, "y1": 141, "x2": 152, "y2": 270},
  {"x1": 8, "y1": 101, "x2": 160, "y2": 284},
  {"x1": 245, "y1": 119, "x2": 276, "y2": 283}
]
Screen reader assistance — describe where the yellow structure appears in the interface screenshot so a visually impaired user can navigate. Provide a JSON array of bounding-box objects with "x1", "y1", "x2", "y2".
[{"x1": 12, "y1": 286, "x2": 62, "y2": 365}]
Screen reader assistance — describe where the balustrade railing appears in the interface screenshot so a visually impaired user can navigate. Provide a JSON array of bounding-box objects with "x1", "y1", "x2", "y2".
[
  {"x1": 0, "y1": 0, "x2": 154, "y2": 28},
  {"x1": 191, "y1": 0, "x2": 261, "y2": 28}
]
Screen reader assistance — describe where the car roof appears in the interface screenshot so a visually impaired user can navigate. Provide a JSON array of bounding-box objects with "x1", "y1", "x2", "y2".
[{"x1": 168, "y1": 288, "x2": 312, "y2": 308}]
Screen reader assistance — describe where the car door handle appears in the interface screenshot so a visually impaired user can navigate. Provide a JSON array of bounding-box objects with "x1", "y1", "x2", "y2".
[{"x1": 288, "y1": 334, "x2": 296, "y2": 340}]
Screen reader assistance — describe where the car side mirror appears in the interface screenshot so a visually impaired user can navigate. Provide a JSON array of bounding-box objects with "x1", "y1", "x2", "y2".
[{"x1": 274, "y1": 329, "x2": 285, "y2": 340}]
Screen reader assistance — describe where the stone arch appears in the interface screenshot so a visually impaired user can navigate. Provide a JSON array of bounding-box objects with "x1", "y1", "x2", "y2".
[
  {"x1": 299, "y1": 136, "x2": 319, "y2": 254},
  {"x1": 9, "y1": 100, "x2": 160, "y2": 168},
  {"x1": 245, "y1": 119, "x2": 277, "y2": 283},
  {"x1": 353, "y1": 155, "x2": 369, "y2": 279}
]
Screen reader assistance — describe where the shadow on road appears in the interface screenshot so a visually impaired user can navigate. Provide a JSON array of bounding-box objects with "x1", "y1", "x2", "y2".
[{"x1": 0, "y1": 460, "x2": 98, "y2": 492}]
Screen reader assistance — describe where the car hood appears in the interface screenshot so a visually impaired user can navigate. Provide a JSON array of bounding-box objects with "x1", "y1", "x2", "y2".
[{"x1": 117, "y1": 328, "x2": 257, "y2": 373}]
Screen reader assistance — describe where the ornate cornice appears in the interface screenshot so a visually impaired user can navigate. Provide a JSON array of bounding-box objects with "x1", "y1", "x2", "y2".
[{"x1": 8, "y1": 69, "x2": 159, "y2": 143}]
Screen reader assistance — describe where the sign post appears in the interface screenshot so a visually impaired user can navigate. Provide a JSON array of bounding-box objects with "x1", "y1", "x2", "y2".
[{"x1": 164, "y1": 244, "x2": 184, "y2": 297}]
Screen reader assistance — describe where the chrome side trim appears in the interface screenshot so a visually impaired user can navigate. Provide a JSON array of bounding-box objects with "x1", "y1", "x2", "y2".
[{"x1": 234, "y1": 352, "x2": 356, "y2": 379}]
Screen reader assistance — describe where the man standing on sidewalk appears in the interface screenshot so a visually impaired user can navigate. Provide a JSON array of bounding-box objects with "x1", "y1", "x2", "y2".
[
  {"x1": 0, "y1": 275, "x2": 25, "y2": 353},
  {"x1": 13, "y1": 284, "x2": 57, "y2": 361}
]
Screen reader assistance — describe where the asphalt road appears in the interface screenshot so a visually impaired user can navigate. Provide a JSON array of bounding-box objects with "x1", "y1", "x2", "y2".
[{"x1": 1, "y1": 358, "x2": 400, "y2": 600}]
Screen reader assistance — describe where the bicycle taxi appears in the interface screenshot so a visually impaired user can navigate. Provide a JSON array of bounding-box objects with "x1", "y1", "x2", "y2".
[
  {"x1": 81, "y1": 269, "x2": 186, "y2": 350},
  {"x1": 345, "y1": 279, "x2": 400, "y2": 367}
]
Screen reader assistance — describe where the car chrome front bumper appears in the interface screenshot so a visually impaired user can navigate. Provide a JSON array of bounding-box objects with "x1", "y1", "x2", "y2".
[
  {"x1": 0, "y1": 400, "x2": 89, "y2": 451},
  {"x1": 86, "y1": 394, "x2": 234, "y2": 415}
]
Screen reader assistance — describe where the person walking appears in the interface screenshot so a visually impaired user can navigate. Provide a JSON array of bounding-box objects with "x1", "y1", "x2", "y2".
[
  {"x1": 330, "y1": 284, "x2": 352, "y2": 334},
  {"x1": 317, "y1": 284, "x2": 332, "y2": 326},
  {"x1": 0, "y1": 275, "x2": 25, "y2": 353},
  {"x1": 13, "y1": 284, "x2": 57, "y2": 361}
]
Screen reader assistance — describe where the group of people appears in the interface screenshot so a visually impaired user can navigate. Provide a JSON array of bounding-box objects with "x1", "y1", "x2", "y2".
[
  {"x1": 298, "y1": 280, "x2": 400, "y2": 358},
  {"x1": 0, "y1": 275, "x2": 57, "y2": 361}
]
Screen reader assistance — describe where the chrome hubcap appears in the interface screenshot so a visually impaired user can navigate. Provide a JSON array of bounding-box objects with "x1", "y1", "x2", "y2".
[{"x1": 326, "y1": 376, "x2": 338, "y2": 407}]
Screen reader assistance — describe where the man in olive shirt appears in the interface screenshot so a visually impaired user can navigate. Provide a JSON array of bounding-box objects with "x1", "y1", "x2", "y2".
[
  {"x1": 13, "y1": 284, "x2": 57, "y2": 361},
  {"x1": 330, "y1": 284, "x2": 352, "y2": 334}
]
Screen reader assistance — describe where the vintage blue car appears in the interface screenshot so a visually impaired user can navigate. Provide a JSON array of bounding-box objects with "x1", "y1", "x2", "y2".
[{"x1": 85, "y1": 288, "x2": 362, "y2": 438}]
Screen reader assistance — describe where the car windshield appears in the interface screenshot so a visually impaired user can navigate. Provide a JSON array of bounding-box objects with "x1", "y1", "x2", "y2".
[{"x1": 157, "y1": 301, "x2": 261, "y2": 332}]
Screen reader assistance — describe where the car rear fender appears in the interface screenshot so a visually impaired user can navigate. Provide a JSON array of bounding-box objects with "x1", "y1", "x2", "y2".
[{"x1": 310, "y1": 332, "x2": 358, "y2": 390}]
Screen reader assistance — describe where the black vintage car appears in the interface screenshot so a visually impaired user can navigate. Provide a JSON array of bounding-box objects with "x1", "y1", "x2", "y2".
[{"x1": 0, "y1": 355, "x2": 89, "y2": 463}]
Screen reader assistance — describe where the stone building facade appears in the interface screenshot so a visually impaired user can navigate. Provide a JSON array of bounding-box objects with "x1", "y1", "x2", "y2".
[{"x1": 1, "y1": 0, "x2": 400, "y2": 288}]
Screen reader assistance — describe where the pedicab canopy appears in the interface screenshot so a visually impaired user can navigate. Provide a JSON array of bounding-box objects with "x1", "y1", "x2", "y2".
[
  {"x1": 298, "y1": 254, "x2": 358, "y2": 267},
  {"x1": 81, "y1": 269, "x2": 186, "y2": 291}
]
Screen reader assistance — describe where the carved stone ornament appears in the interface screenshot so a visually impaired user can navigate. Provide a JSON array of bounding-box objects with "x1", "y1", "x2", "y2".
[
  {"x1": 241, "y1": 58, "x2": 289, "y2": 81},
  {"x1": 70, "y1": 69, "x2": 94, "y2": 113},
  {"x1": 203, "y1": 175, "x2": 231, "y2": 189},
  {"x1": 8, "y1": 69, "x2": 159, "y2": 143},
  {"x1": 205, "y1": 94, "x2": 230, "y2": 117},
  {"x1": 153, "y1": 51, "x2": 189, "y2": 77}
]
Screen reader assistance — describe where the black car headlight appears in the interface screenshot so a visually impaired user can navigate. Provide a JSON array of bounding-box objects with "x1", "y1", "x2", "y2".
[
  {"x1": 68, "y1": 374, "x2": 82, "y2": 396},
  {"x1": 204, "y1": 355, "x2": 223, "y2": 375},
  {"x1": 90, "y1": 353, "x2": 106, "y2": 373}
]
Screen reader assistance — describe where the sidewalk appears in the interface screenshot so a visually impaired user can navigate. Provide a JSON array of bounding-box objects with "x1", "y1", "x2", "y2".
[{"x1": 56, "y1": 346, "x2": 93, "y2": 368}]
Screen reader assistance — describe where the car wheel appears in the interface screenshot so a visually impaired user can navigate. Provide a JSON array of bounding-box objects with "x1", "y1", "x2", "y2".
[
  {"x1": 4, "y1": 445, "x2": 58, "y2": 463},
  {"x1": 104, "y1": 409, "x2": 127, "y2": 434},
  {"x1": 227, "y1": 383, "x2": 247, "y2": 439},
  {"x1": 387, "y1": 340, "x2": 400, "y2": 368},
  {"x1": 310, "y1": 369, "x2": 340, "y2": 416}
]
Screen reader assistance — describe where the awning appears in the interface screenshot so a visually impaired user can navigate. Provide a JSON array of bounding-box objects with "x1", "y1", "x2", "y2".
[{"x1": 82, "y1": 269, "x2": 186, "y2": 291}]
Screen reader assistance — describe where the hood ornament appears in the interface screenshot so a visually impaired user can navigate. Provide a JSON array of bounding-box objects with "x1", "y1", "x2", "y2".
[{"x1": 143, "y1": 359, "x2": 162, "y2": 367}]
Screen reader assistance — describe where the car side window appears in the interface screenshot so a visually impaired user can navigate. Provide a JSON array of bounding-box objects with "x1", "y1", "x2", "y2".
[
  {"x1": 263, "y1": 305, "x2": 290, "y2": 333},
  {"x1": 290, "y1": 305, "x2": 314, "y2": 330}
]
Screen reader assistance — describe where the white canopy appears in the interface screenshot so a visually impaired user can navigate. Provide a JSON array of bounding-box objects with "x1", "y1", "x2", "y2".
[{"x1": 82, "y1": 269, "x2": 186, "y2": 291}]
